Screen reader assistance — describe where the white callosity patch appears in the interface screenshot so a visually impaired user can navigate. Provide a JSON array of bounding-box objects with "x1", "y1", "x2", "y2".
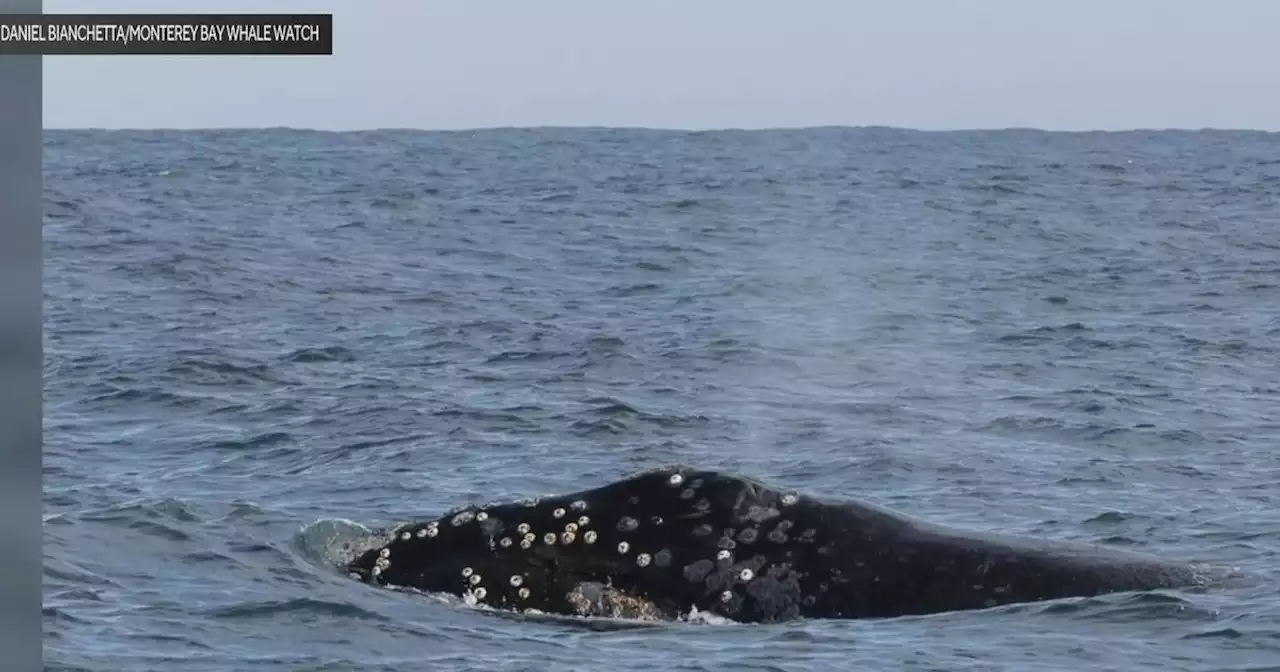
[
  {"x1": 451, "y1": 510, "x2": 475, "y2": 527},
  {"x1": 668, "y1": 473, "x2": 684, "y2": 487},
  {"x1": 636, "y1": 552, "x2": 652, "y2": 567},
  {"x1": 517, "y1": 522, "x2": 531, "y2": 535},
  {"x1": 617, "y1": 516, "x2": 639, "y2": 532},
  {"x1": 704, "y1": 556, "x2": 754, "y2": 594},
  {"x1": 717, "y1": 588, "x2": 746, "y2": 616},
  {"x1": 617, "y1": 541, "x2": 630, "y2": 554},
  {"x1": 561, "y1": 531, "x2": 576, "y2": 544},
  {"x1": 584, "y1": 530, "x2": 598, "y2": 544},
  {"x1": 570, "y1": 500, "x2": 588, "y2": 511},
  {"x1": 553, "y1": 508, "x2": 566, "y2": 519},
  {"x1": 744, "y1": 504, "x2": 780, "y2": 523},
  {"x1": 768, "y1": 520, "x2": 793, "y2": 543}
]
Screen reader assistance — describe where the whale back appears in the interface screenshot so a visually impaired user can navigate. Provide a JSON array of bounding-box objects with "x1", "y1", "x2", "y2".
[
  {"x1": 347, "y1": 465, "x2": 1203, "y2": 622},
  {"x1": 348, "y1": 465, "x2": 840, "y2": 620}
]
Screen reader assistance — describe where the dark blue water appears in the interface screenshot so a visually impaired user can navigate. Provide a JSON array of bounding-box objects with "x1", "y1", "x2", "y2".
[{"x1": 43, "y1": 127, "x2": 1280, "y2": 671}]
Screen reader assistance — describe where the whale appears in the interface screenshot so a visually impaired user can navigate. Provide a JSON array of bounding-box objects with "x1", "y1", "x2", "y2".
[{"x1": 344, "y1": 464, "x2": 1204, "y2": 623}]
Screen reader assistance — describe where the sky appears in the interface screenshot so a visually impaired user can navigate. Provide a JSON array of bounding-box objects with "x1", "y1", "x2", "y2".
[{"x1": 42, "y1": 0, "x2": 1280, "y2": 131}]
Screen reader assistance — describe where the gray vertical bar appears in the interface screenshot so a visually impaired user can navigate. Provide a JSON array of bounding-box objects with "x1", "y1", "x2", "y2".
[{"x1": 0, "y1": 0, "x2": 42, "y2": 671}]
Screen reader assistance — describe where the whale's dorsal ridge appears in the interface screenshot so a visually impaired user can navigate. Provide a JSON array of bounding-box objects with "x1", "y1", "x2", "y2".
[{"x1": 347, "y1": 464, "x2": 1203, "y2": 623}]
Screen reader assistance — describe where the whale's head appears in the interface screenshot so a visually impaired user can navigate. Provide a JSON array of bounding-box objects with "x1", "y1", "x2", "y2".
[{"x1": 346, "y1": 465, "x2": 818, "y2": 621}]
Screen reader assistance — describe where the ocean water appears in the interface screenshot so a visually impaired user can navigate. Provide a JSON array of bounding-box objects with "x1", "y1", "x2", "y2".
[{"x1": 42, "y1": 127, "x2": 1280, "y2": 671}]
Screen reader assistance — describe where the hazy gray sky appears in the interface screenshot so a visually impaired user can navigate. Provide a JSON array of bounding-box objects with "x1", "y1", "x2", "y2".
[{"x1": 43, "y1": 0, "x2": 1280, "y2": 131}]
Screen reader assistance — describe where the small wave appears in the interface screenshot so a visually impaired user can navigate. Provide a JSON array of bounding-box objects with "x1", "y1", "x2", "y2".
[
  {"x1": 44, "y1": 560, "x2": 121, "y2": 589},
  {"x1": 431, "y1": 405, "x2": 544, "y2": 430},
  {"x1": 394, "y1": 290, "x2": 455, "y2": 305},
  {"x1": 567, "y1": 417, "x2": 631, "y2": 436},
  {"x1": 44, "y1": 196, "x2": 84, "y2": 218},
  {"x1": 535, "y1": 190, "x2": 575, "y2": 202},
  {"x1": 559, "y1": 396, "x2": 711, "y2": 437},
  {"x1": 1083, "y1": 511, "x2": 1139, "y2": 525},
  {"x1": 206, "y1": 431, "x2": 294, "y2": 451},
  {"x1": 605, "y1": 282, "x2": 665, "y2": 298},
  {"x1": 997, "y1": 322, "x2": 1091, "y2": 344},
  {"x1": 203, "y1": 597, "x2": 392, "y2": 622},
  {"x1": 1181, "y1": 627, "x2": 1252, "y2": 641},
  {"x1": 82, "y1": 383, "x2": 210, "y2": 408},
  {"x1": 179, "y1": 549, "x2": 244, "y2": 568},
  {"x1": 483, "y1": 349, "x2": 577, "y2": 365},
  {"x1": 981, "y1": 414, "x2": 1065, "y2": 432},
  {"x1": 166, "y1": 354, "x2": 281, "y2": 387},
  {"x1": 1094, "y1": 535, "x2": 1144, "y2": 546},
  {"x1": 68, "y1": 502, "x2": 200, "y2": 543},
  {"x1": 1025, "y1": 590, "x2": 1213, "y2": 622},
  {"x1": 965, "y1": 182, "x2": 1022, "y2": 195},
  {"x1": 332, "y1": 433, "x2": 430, "y2": 454},
  {"x1": 281, "y1": 345, "x2": 357, "y2": 363},
  {"x1": 585, "y1": 335, "x2": 626, "y2": 349},
  {"x1": 43, "y1": 605, "x2": 95, "y2": 626},
  {"x1": 125, "y1": 519, "x2": 193, "y2": 542},
  {"x1": 78, "y1": 497, "x2": 203, "y2": 525}
]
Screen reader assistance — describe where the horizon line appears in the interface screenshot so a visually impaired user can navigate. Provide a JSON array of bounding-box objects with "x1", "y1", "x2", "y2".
[{"x1": 39, "y1": 123, "x2": 1280, "y2": 134}]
